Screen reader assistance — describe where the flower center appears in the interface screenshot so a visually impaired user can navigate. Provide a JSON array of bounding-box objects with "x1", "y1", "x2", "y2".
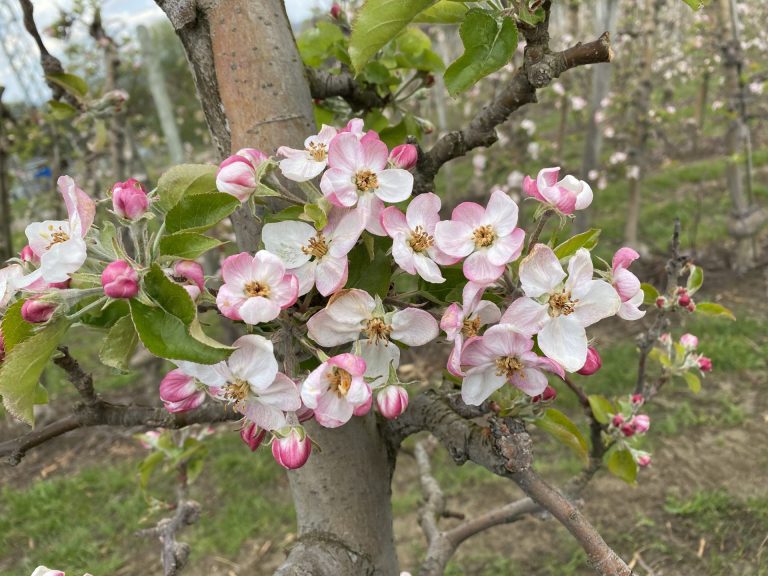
[
  {"x1": 365, "y1": 317, "x2": 393, "y2": 343},
  {"x1": 328, "y1": 368, "x2": 352, "y2": 398},
  {"x1": 301, "y1": 234, "x2": 329, "y2": 259},
  {"x1": 461, "y1": 317, "x2": 481, "y2": 338},
  {"x1": 472, "y1": 225, "x2": 496, "y2": 248},
  {"x1": 407, "y1": 226, "x2": 434, "y2": 253},
  {"x1": 548, "y1": 290, "x2": 577, "y2": 317},
  {"x1": 307, "y1": 141, "x2": 328, "y2": 162},
  {"x1": 495, "y1": 356, "x2": 524, "y2": 378},
  {"x1": 225, "y1": 378, "x2": 250, "y2": 403},
  {"x1": 45, "y1": 225, "x2": 70, "y2": 249},
  {"x1": 244, "y1": 281, "x2": 270, "y2": 298},
  {"x1": 354, "y1": 169, "x2": 379, "y2": 192}
]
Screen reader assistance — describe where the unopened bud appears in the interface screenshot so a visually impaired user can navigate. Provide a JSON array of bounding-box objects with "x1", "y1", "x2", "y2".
[
  {"x1": 637, "y1": 454, "x2": 652, "y2": 467},
  {"x1": 240, "y1": 422, "x2": 267, "y2": 452},
  {"x1": 388, "y1": 144, "x2": 418, "y2": 170},
  {"x1": 631, "y1": 393, "x2": 645, "y2": 406},
  {"x1": 630, "y1": 414, "x2": 650, "y2": 434},
  {"x1": 20, "y1": 244, "x2": 40, "y2": 264},
  {"x1": 698, "y1": 356, "x2": 713, "y2": 372},
  {"x1": 330, "y1": 2, "x2": 342, "y2": 19},
  {"x1": 159, "y1": 369, "x2": 205, "y2": 413},
  {"x1": 21, "y1": 298, "x2": 57, "y2": 323},
  {"x1": 216, "y1": 154, "x2": 257, "y2": 202},
  {"x1": 677, "y1": 293, "x2": 691, "y2": 307},
  {"x1": 679, "y1": 333, "x2": 698, "y2": 350},
  {"x1": 172, "y1": 260, "x2": 205, "y2": 300},
  {"x1": 532, "y1": 385, "x2": 557, "y2": 403},
  {"x1": 376, "y1": 385, "x2": 409, "y2": 419},
  {"x1": 655, "y1": 296, "x2": 666, "y2": 309},
  {"x1": 111, "y1": 178, "x2": 148, "y2": 220},
  {"x1": 611, "y1": 414, "x2": 625, "y2": 428},
  {"x1": 101, "y1": 260, "x2": 139, "y2": 299},
  {"x1": 577, "y1": 346, "x2": 602, "y2": 376},
  {"x1": 271, "y1": 427, "x2": 312, "y2": 469}
]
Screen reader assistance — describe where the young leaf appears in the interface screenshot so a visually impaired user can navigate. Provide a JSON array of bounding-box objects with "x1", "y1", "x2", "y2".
[
  {"x1": 414, "y1": 1, "x2": 468, "y2": 23},
  {"x1": 683, "y1": 371, "x2": 702, "y2": 393},
  {"x1": 695, "y1": 302, "x2": 735, "y2": 320},
  {"x1": 46, "y1": 72, "x2": 88, "y2": 99},
  {"x1": 553, "y1": 229, "x2": 601, "y2": 260},
  {"x1": 99, "y1": 315, "x2": 139, "y2": 371},
  {"x1": 165, "y1": 192, "x2": 240, "y2": 234},
  {"x1": 680, "y1": 0, "x2": 704, "y2": 9},
  {"x1": 0, "y1": 320, "x2": 69, "y2": 425},
  {"x1": 686, "y1": 265, "x2": 703, "y2": 295},
  {"x1": 298, "y1": 21, "x2": 346, "y2": 67},
  {"x1": 48, "y1": 100, "x2": 78, "y2": 120},
  {"x1": 159, "y1": 232, "x2": 224, "y2": 259},
  {"x1": 443, "y1": 10, "x2": 518, "y2": 96},
  {"x1": 606, "y1": 447, "x2": 638, "y2": 484},
  {"x1": 1, "y1": 300, "x2": 33, "y2": 352},
  {"x1": 143, "y1": 264, "x2": 196, "y2": 325},
  {"x1": 640, "y1": 283, "x2": 660, "y2": 306},
  {"x1": 349, "y1": 0, "x2": 438, "y2": 72},
  {"x1": 129, "y1": 300, "x2": 233, "y2": 365},
  {"x1": 587, "y1": 394, "x2": 614, "y2": 425},
  {"x1": 346, "y1": 242, "x2": 392, "y2": 299},
  {"x1": 534, "y1": 408, "x2": 589, "y2": 464},
  {"x1": 156, "y1": 164, "x2": 218, "y2": 211}
]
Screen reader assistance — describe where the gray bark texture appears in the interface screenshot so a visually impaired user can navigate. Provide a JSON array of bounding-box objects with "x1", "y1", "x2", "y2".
[{"x1": 0, "y1": 87, "x2": 12, "y2": 261}]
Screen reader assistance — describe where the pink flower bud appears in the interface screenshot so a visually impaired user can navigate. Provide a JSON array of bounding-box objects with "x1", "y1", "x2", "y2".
[
  {"x1": 630, "y1": 414, "x2": 650, "y2": 434},
  {"x1": 698, "y1": 356, "x2": 713, "y2": 372},
  {"x1": 577, "y1": 346, "x2": 602, "y2": 376},
  {"x1": 20, "y1": 244, "x2": 40, "y2": 264},
  {"x1": 611, "y1": 414, "x2": 625, "y2": 428},
  {"x1": 31, "y1": 566, "x2": 66, "y2": 576},
  {"x1": 353, "y1": 382, "x2": 373, "y2": 416},
  {"x1": 376, "y1": 385, "x2": 409, "y2": 420},
  {"x1": 159, "y1": 369, "x2": 205, "y2": 414},
  {"x1": 330, "y1": 2, "x2": 342, "y2": 19},
  {"x1": 102, "y1": 260, "x2": 139, "y2": 299},
  {"x1": 296, "y1": 404, "x2": 315, "y2": 423},
  {"x1": 655, "y1": 296, "x2": 666, "y2": 308},
  {"x1": 235, "y1": 148, "x2": 268, "y2": 168},
  {"x1": 216, "y1": 154, "x2": 257, "y2": 202},
  {"x1": 637, "y1": 454, "x2": 652, "y2": 467},
  {"x1": 631, "y1": 393, "x2": 645, "y2": 406},
  {"x1": 172, "y1": 260, "x2": 205, "y2": 300},
  {"x1": 272, "y1": 427, "x2": 312, "y2": 470},
  {"x1": 21, "y1": 299, "x2": 57, "y2": 323},
  {"x1": 388, "y1": 144, "x2": 418, "y2": 170},
  {"x1": 240, "y1": 422, "x2": 267, "y2": 452},
  {"x1": 620, "y1": 423, "x2": 636, "y2": 437},
  {"x1": 679, "y1": 333, "x2": 698, "y2": 350},
  {"x1": 677, "y1": 293, "x2": 691, "y2": 307},
  {"x1": 532, "y1": 385, "x2": 557, "y2": 403},
  {"x1": 659, "y1": 333, "x2": 672, "y2": 345},
  {"x1": 111, "y1": 179, "x2": 149, "y2": 220},
  {"x1": 138, "y1": 430, "x2": 162, "y2": 450},
  {"x1": 686, "y1": 301, "x2": 696, "y2": 312}
]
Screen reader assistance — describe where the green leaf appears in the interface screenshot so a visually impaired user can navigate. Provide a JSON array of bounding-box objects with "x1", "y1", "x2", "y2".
[
  {"x1": 77, "y1": 299, "x2": 129, "y2": 329},
  {"x1": 443, "y1": 10, "x2": 518, "y2": 96},
  {"x1": 640, "y1": 283, "x2": 660, "y2": 306},
  {"x1": 265, "y1": 205, "x2": 305, "y2": 224},
  {"x1": 1, "y1": 300, "x2": 33, "y2": 352},
  {"x1": 46, "y1": 72, "x2": 88, "y2": 98},
  {"x1": 683, "y1": 371, "x2": 702, "y2": 393},
  {"x1": 143, "y1": 264, "x2": 196, "y2": 325},
  {"x1": 607, "y1": 447, "x2": 638, "y2": 484},
  {"x1": 686, "y1": 265, "x2": 703, "y2": 295},
  {"x1": 534, "y1": 408, "x2": 589, "y2": 464},
  {"x1": 156, "y1": 164, "x2": 218, "y2": 212},
  {"x1": 553, "y1": 228, "x2": 601, "y2": 260},
  {"x1": 138, "y1": 450, "x2": 165, "y2": 491},
  {"x1": 349, "y1": 0, "x2": 438, "y2": 72},
  {"x1": 680, "y1": 0, "x2": 704, "y2": 9},
  {"x1": 165, "y1": 192, "x2": 240, "y2": 234},
  {"x1": 346, "y1": 242, "x2": 392, "y2": 298},
  {"x1": 48, "y1": 100, "x2": 78, "y2": 120},
  {"x1": 298, "y1": 21, "x2": 346, "y2": 67},
  {"x1": 587, "y1": 395, "x2": 614, "y2": 425},
  {"x1": 303, "y1": 203, "x2": 329, "y2": 230},
  {"x1": 414, "y1": 0, "x2": 468, "y2": 23},
  {"x1": 0, "y1": 320, "x2": 69, "y2": 425},
  {"x1": 695, "y1": 302, "x2": 735, "y2": 320},
  {"x1": 99, "y1": 315, "x2": 139, "y2": 371},
  {"x1": 518, "y1": 2, "x2": 546, "y2": 25},
  {"x1": 159, "y1": 232, "x2": 224, "y2": 259},
  {"x1": 129, "y1": 300, "x2": 233, "y2": 365}
]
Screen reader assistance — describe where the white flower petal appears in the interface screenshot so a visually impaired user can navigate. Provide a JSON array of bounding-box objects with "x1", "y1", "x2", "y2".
[
  {"x1": 262, "y1": 221, "x2": 314, "y2": 269},
  {"x1": 538, "y1": 315, "x2": 587, "y2": 372},
  {"x1": 572, "y1": 279, "x2": 621, "y2": 327},
  {"x1": 461, "y1": 365, "x2": 507, "y2": 405},
  {"x1": 375, "y1": 169, "x2": 413, "y2": 203},
  {"x1": 565, "y1": 248, "x2": 594, "y2": 293},
  {"x1": 391, "y1": 308, "x2": 438, "y2": 346},
  {"x1": 229, "y1": 335, "x2": 279, "y2": 390},
  {"x1": 519, "y1": 244, "x2": 566, "y2": 297}
]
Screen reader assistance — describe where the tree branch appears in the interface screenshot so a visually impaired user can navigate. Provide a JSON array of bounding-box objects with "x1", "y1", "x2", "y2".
[
  {"x1": 414, "y1": 23, "x2": 612, "y2": 194},
  {"x1": 306, "y1": 68, "x2": 388, "y2": 112}
]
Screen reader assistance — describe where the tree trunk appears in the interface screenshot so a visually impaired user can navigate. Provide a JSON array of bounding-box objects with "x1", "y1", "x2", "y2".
[
  {"x1": 0, "y1": 87, "x2": 12, "y2": 261},
  {"x1": 156, "y1": 1, "x2": 400, "y2": 573},
  {"x1": 574, "y1": 0, "x2": 619, "y2": 233},
  {"x1": 137, "y1": 25, "x2": 185, "y2": 165}
]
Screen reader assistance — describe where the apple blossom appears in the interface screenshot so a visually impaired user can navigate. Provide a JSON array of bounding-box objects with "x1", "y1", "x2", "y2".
[
  {"x1": 376, "y1": 385, "x2": 409, "y2": 419},
  {"x1": 301, "y1": 353, "x2": 370, "y2": 428},
  {"x1": 236, "y1": 147, "x2": 269, "y2": 168},
  {"x1": 0, "y1": 264, "x2": 23, "y2": 309},
  {"x1": 352, "y1": 382, "x2": 374, "y2": 415},
  {"x1": 338, "y1": 118, "x2": 379, "y2": 142},
  {"x1": 111, "y1": 178, "x2": 149, "y2": 220},
  {"x1": 577, "y1": 346, "x2": 602, "y2": 376},
  {"x1": 240, "y1": 421, "x2": 267, "y2": 452},
  {"x1": 262, "y1": 208, "x2": 364, "y2": 296},
  {"x1": 460, "y1": 324, "x2": 565, "y2": 405},
  {"x1": 21, "y1": 298, "x2": 57, "y2": 323},
  {"x1": 522, "y1": 167, "x2": 593, "y2": 215},
  {"x1": 30, "y1": 568, "x2": 66, "y2": 576},
  {"x1": 101, "y1": 260, "x2": 139, "y2": 299},
  {"x1": 506, "y1": 245, "x2": 620, "y2": 372},
  {"x1": 532, "y1": 385, "x2": 558, "y2": 403},
  {"x1": 20, "y1": 245, "x2": 39, "y2": 264},
  {"x1": 388, "y1": 144, "x2": 418, "y2": 170},
  {"x1": 631, "y1": 393, "x2": 645, "y2": 406},
  {"x1": 278, "y1": 124, "x2": 337, "y2": 182},
  {"x1": 171, "y1": 260, "x2": 205, "y2": 300},
  {"x1": 440, "y1": 281, "x2": 501, "y2": 376},
  {"x1": 320, "y1": 132, "x2": 413, "y2": 235},
  {"x1": 631, "y1": 414, "x2": 651, "y2": 434},
  {"x1": 272, "y1": 426, "x2": 312, "y2": 469},
  {"x1": 636, "y1": 453, "x2": 652, "y2": 467},
  {"x1": 216, "y1": 250, "x2": 299, "y2": 324},
  {"x1": 18, "y1": 177, "x2": 94, "y2": 287},
  {"x1": 381, "y1": 193, "x2": 458, "y2": 283},
  {"x1": 159, "y1": 369, "x2": 206, "y2": 413},
  {"x1": 216, "y1": 154, "x2": 258, "y2": 201},
  {"x1": 680, "y1": 333, "x2": 698, "y2": 350},
  {"x1": 176, "y1": 335, "x2": 300, "y2": 430},
  {"x1": 434, "y1": 190, "x2": 525, "y2": 283},
  {"x1": 611, "y1": 247, "x2": 645, "y2": 320}
]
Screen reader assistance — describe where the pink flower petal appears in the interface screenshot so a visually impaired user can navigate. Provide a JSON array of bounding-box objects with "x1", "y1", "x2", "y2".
[
  {"x1": 486, "y1": 228, "x2": 525, "y2": 267},
  {"x1": 461, "y1": 364, "x2": 507, "y2": 405},
  {"x1": 519, "y1": 244, "x2": 566, "y2": 297},
  {"x1": 360, "y1": 137, "x2": 389, "y2": 171},
  {"x1": 315, "y1": 256, "x2": 348, "y2": 296},
  {"x1": 483, "y1": 190, "x2": 519, "y2": 235},
  {"x1": 380, "y1": 206, "x2": 409, "y2": 237},
  {"x1": 406, "y1": 192, "x2": 441, "y2": 232},
  {"x1": 327, "y1": 132, "x2": 363, "y2": 172},
  {"x1": 434, "y1": 220, "x2": 474, "y2": 258},
  {"x1": 463, "y1": 251, "x2": 505, "y2": 283},
  {"x1": 451, "y1": 201, "x2": 485, "y2": 227}
]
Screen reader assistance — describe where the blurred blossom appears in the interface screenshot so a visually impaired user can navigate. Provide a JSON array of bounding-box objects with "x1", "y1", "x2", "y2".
[
  {"x1": 527, "y1": 142, "x2": 540, "y2": 160},
  {"x1": 627, "y1": 165, "x2": 641, "y2": 180},
  {"x1": 570, "y1": 96, "x2": 587, "y2": 111},
  {"x1": 609, "y1": 152, "x2": 627, "y2": 165}
]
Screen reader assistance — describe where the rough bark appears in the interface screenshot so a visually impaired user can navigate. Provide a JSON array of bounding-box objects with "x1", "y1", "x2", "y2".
[
  {"x1": 0, "y1": 87, "x2": 12, "y2": 261},
  {"x1": 155, "y1": 2, "x2": 400, "y2": 574}
]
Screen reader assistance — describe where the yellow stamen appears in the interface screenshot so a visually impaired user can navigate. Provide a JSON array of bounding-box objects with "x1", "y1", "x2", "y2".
[
  {"x1": 472, "y1": 225, "x2": 496, "y2": 248},
  {"x1": 354, "y1": 169, "x2": 379, "y2": 192},
  {"x1": 365, "y1": 317, "x2": 393, "y2": 343},
  {"x1": 495, "y1": 356, "x2": 524, "y2": 378},
  {"x1": 225, "y1": 379, "x2": 250, "y2": 402},
  {"x1": 461, "y1": 317, "x2": 481, "y2": 338},
  {"x1": 407, "y1": 226, "x2": 434, "y2": 253},
  {"x1": 548, "y1": 290, "x2": 577, "y2": 317},
  {"x1": 244, "y1": 281, "x2": 270, "y2": 298},
  {"x1": 301, "y1": 234, "x2": 329, "y2": 258},
  {"x1": 328, "y1": 368, "x2": 352, "y2": 398},
  {"x1": 307, "y1": 141, "x2": 328, "y2": 162}
]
